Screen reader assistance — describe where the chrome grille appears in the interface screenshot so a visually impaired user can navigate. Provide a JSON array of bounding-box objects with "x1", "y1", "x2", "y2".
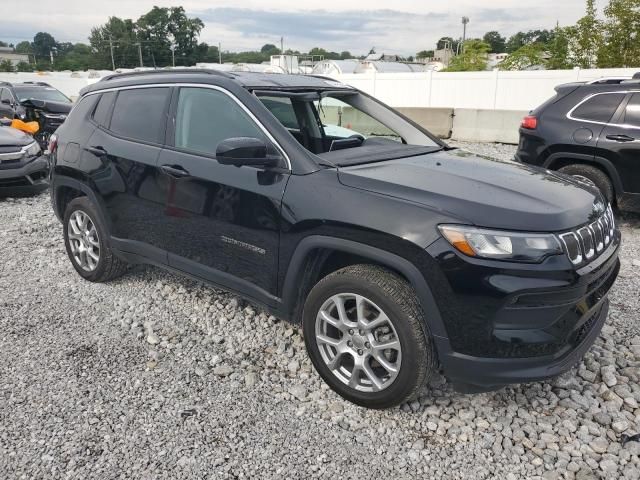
[{"x1": 559, "y1": 206, "x2": 615, "y2": 266}]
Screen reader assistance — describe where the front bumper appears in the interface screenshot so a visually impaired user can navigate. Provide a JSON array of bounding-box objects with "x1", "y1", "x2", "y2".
[
  {"x1": 425, "y1": 230, "x2": 621, "y2": 391},
  {"x1": 0, "y1": 155, "x2": 49, "y2": 195}
]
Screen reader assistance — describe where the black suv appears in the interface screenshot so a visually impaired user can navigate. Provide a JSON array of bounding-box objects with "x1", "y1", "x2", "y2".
[
  {"x1": 49, "y1": 70, "x2": 620, "y2": 409},
  {"x1": 516, "y1": 75, "x2": 640, "y2": 212},
  {"x1": 0, "y1": 81, "x2": 72, "y2": 149}
]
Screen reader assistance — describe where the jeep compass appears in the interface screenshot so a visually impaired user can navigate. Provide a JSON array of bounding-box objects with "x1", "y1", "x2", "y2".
[{"x1": 49, "y1": 70, "x2": 620, "y2": 409}]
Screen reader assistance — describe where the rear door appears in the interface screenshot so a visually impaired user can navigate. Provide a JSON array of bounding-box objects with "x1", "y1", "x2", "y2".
[
  {"x1": 597, "y1": 92, "x2": 640, "y2": 194},
  {"x1": 83, "y1": 86, "x2": 171, "y2": 264},
  {"x1": 156, "y1": 85, "x2": 290, "y2": 300}
]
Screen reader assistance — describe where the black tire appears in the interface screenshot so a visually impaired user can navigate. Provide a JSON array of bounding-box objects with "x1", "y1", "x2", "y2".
[
  {"x1": 558, "y1": 164, "x2": 614, "y2": 204},
  {"x1": 302, "y1": 265, "x2": 436, "y2": 409},
  {"x1": 63, "y1": 197, "x2": 128, "y2": 282}
]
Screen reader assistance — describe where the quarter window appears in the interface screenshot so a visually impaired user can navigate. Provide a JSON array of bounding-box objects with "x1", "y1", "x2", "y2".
[
  {"x1": 571, "y1": 93, "x2": 625, "y2": 124},
  {"x1": 109, "y1": 88, "x2": 170, "y2": 143},
  {"x1": 623, "y1": 93, "x2": 640, "y2": 127},
  {"x1": 175, "y1": 87, "x2": 267, "y2": 155},
  {"x1": 93, "y1": 91, "x2": 116, "y2": 128}
]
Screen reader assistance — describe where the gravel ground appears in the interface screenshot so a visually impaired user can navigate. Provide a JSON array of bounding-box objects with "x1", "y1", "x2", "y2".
[{"x1": 1, "y1": 143, "x2": 640, "y2": 479}]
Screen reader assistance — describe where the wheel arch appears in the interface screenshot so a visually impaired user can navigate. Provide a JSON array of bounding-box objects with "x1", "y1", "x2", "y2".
[
  {"x1": 280, "y1": 235, "x2": 448, "y2": 340},
  {"x1": 544, "y1": 152, "x2": 623, "y2": 198},
  {"x1": 52, "y1": 174, "x2": 112, "y2": 231}
]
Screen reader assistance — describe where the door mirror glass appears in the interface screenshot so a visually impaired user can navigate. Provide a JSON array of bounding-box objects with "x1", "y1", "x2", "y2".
[{"x1": 216, "y1": 137, "x2": 279, "y2": 167}]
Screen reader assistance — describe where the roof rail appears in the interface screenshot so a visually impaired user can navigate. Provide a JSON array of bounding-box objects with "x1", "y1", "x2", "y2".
[
  {"x1": 100, "y1": 68, "x2": 234, "y2": 82},
  {"x1": 20, "y1": 81, "x2": 52, "y2": 87},
  {"x1": 586, "y1": 77, "x2": 631, "y2": 85}
]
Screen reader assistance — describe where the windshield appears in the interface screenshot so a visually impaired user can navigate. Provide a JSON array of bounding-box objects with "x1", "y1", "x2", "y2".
[
  {"x1": 14, "y1": 86, "x2": 71, "y2": 104},
  {"x1": 258, "y1": 90, "x2": 440, "y2": 166}
]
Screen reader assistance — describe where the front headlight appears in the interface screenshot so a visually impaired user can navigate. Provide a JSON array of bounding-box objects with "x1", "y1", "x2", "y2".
[
  {"x1": 25, "y1": 141, "x2": 41, "y2": 157},
  {"x1": 438, "y1": 225, "x2": 563, "y2": 263}
]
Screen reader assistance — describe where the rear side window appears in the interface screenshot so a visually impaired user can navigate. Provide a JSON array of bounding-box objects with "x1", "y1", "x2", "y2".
[
  {"x1": 571, "y1": 93, "x2": 625, "y2": 123},
  {"x1": 92, "y1": 91, "x2": 116, "y2": 127},
  {"x1": 623, "y1": 93, "x2": 640, "y2": 127},
  {"x1": 175, "y1": 87, "x2": 266, "y2": 155},
  {"x1": 110, "y1": 88, "x2": 170, "y2": 143}
]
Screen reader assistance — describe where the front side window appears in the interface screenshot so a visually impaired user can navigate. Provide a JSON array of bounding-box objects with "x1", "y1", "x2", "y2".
[
  {"x1": 260, "y1": 96, "x2": 300, "y2": 130},
  {"x1": 316, "y1": 97, "x2": 401, "y2": 141},
  {"x1": 623, "y1": 93, "x2": 640, "y2": 127},
  {"x1": 571, "y1": 93, "x2": 626, "y2": 123},
  {"x1": 110, "y1": 88, "x2": 170, "y2": 144},
  {"x1": 175, "y1": 87, "x2": 267, "y2": 155}
]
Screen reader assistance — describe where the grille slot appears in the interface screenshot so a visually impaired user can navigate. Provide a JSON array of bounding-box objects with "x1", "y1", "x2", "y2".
[{"x1": 559, "y1": 206, "x2": 615, "y2": 266}]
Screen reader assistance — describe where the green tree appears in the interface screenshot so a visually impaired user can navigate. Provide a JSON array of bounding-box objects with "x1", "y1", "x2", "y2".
[
  {"x1": 436, "y1": 37, "x2": 458, "y2": 51},
  {"x1": 597, "y1": 0, "x2": 640, "y2": 68},
  {"x1": 566, "y1": 0, "x2": 602, "y2": 68},
  {"x1": 0, "y1": 41, "x2": 7, "y2": 47},
  {"x1": 339, "y1": 51, "x2": 352, "y2": 59},
  {"x1": 32, "y1": 32, "x2": 57, "y2": 63},
  {"x1": 90, "y1": 16, "x2": 140, "y2": 69},
  {"x1": 483, "y1": 31, "x2": 506, "y2": 53},
  {"x1": 416, "y1": 50, "x2": 434, "y2": 59},
  {"x1": 14, "y1": 41, "x2": 32, "y2": 56},
  {"x1": 260, "y1": 44, "x2": 280, "y2": 55},
  {"x1": 15, "y1": 61, "x2": 32, "y2": 72},
  {"x1": 547, "y1": 24, "x2": 573, "y2": 69},
  {"x1": 445, "y1": 40, "x2": 490, "y2": 71},
  {"x1": 0, "y1": 60, "x2": 14, "y2": 72},
  {"x1": 500, "y1": 43, "x2": 547, "y2": 70}
]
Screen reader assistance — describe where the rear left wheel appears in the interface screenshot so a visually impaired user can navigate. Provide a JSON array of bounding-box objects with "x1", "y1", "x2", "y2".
[{"x1": 303, "y1": 265, "x2": 436, "y2": 409}]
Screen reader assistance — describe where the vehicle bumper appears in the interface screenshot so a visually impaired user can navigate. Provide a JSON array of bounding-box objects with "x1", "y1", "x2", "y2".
[
  {"x1": 0, "y1": 155, "x2": 49, "y2": 195},
  {"x1": 425, "y1": 231, "x2": 621, "y2": 391}
]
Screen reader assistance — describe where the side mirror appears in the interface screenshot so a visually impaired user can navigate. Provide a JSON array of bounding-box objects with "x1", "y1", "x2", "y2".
[{"x1": 216, "y1": 137, "x2": 280, "y2": 168}]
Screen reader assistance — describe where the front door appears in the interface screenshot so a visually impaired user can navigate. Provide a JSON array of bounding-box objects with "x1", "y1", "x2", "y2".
[
  {"x1": 156, "y1": 86, "x2": 290, "y2": 300},
  {"x1": 598, "y1": 92, "x2": 640, "y2": 195}
]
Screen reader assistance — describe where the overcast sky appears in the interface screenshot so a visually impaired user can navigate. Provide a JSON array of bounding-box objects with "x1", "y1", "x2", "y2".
[{"x1": 0, "y1": 0, "x2": 608, "y2": 55}]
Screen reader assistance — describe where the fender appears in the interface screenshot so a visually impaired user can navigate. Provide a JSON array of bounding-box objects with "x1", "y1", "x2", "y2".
[
  {"x1": 50, "y1": 174, "x2": 113, "y2": 231},
  {"x1": 280, "y1": 235, "x2": 449, "y2": 340},
  {"x1": 544, "y1": 152, "x2": 624, "y2": 197}
]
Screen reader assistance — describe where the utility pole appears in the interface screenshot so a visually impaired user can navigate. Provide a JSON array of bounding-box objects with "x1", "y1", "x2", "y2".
[
  {"x1": 108, "y1": 35, "x2": 116, "y2": 70},
  {"x1": 135, "y1": 42, "x2": 143, "y2": 67},
  {"x1": 170, "y1": 43, "x2": 176, "y2": 67},
  {"x1": 218, "y1": 42, "x2": 222, "y2": 64},
  {"x1": 49, "y1": 49, "x2": 54, "y2": 66},
  {"x1": 461, "y1": 17, "x2": 469, "y2": 53},
  {"x1": 280, "y1": 36, "x2": 284, "y2": 55}
]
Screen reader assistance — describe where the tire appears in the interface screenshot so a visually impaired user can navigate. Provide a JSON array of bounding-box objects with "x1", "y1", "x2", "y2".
[
  {"x1": 558, "y1": 164, "x2": 614, "y2": 204},
  {"x1": 302, "y1": 264, "x2": 436, "y2": 409},
  {"x1": 63, "y1": 197, "x2": 128, "y2": 282}
]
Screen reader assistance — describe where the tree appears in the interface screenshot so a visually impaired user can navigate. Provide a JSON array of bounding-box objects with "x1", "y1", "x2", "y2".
[
  {"x1": 32, "y1": 32, "x2": 57, "y2": 63},
  {"x1": 566, "y1": 0, "x2": 603, "y2": 68},
  {"x1": 260, "y1": 44, "x2": 280, "y2": 55},
  {"x1": 500, "y1": 43, "x2": 547, "y2": 70},
  {"x1": 0, "y1": 60, "x2": 14, "y2": 72},
  {"x1": 416, "y1": 50, "x2": 434, "y2": 59},
  {"x1": 15, "y1": 61, "x2": 32, "y2": 72},
  {"x1": 597, "y1": 0, "x2": 640, "y2": 68},
  {"x1": 506, "y1": 29, "x2": 554, "y2": 53},
  {"x1": 15, "y1": 41, "x2": 32, "y2": 55},
  {"x1": 483, "y1": 31, "x2": 506, "y2": 53},
  {"x1": 436, "y1": 37, "x2": 458, "y2": 51},
  {"x1": 339, "y1": 51, "x2": 352, "y2": 60},
  {"x1": 547, "y1": 24, "x2": 573, "y2": 70},
  {"x1": 0, "y1": 41, "x2": 7, "y2": 47},
  {"x1": 90, "y1": 16, "x2": 138, "y2": 69},
  {"x1": 445, "y1": 40, "x2": 490, "y2": 71}
]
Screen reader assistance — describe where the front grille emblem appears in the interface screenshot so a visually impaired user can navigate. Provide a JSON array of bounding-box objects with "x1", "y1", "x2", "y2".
[{"x1": 559, "y1": 206, "x2": 615, "y2": 266}]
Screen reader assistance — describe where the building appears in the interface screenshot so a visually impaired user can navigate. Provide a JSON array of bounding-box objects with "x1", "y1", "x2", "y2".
[
  {"x1": 0, "y1": 47, "x2": 30, "y2": 66},
  {"x1": 487, "y1": 53, "x2": 509, "y2": 70}
]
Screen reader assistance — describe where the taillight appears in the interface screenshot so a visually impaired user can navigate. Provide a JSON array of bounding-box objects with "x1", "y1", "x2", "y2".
[
  {"x1": 48, "y1": 133, "x2": 58, "y2": 155},
  {"x1": 521, "y1": 115, "x2": 538, "y2": 130}
]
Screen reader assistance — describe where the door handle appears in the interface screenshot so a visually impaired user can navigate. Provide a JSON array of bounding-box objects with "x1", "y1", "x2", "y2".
[
  {"x1": 85, "y1": 146, "x2": 108, "y2": 157},
  {"x1": 606, "y1": 134, "x2": 635, "y2": 142},
  {"x1": 160, "y1": 164, "x2": 191, "y2": 178}
]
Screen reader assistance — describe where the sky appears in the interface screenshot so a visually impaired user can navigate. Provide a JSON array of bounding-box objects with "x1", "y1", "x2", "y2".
[{"x1": 0, "y1": 0, "x2": 610, "y2": 56}]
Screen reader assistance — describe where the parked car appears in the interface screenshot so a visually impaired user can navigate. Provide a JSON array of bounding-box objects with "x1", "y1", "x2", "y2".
[
  {"x1": 49, "y1": 70, "x2": 620, "y2": 409},
  {"x1": 516, "y1": 75, "x2": 640, "y2": 212},
  {"x1": 0, "y1": 120, "x2": 47, "y2": 195},
  {"x1": 0, "y1": 81, "x2": 72, "y2": 149}
]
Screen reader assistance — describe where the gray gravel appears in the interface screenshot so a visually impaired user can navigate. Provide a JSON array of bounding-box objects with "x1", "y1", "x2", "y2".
[{"x1": 1, "y1": 145, "x2": 640, "y2": 478}]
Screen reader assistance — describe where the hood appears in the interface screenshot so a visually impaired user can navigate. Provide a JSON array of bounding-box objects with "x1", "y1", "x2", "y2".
[
  {"x1": 337, "y1": 148, "x2": 604, "y2": 232},
  {"x1": 20, "y1": 98, "x2": 72, "y2": 114},
  {"x1": 0, "y1": 125, "x2": 33, "y2": 148}
]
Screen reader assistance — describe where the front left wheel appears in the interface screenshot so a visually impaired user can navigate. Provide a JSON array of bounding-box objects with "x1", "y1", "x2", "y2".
[
  {"x1": 63, "y1": 196, "x2": 128, "y2": 282},
  {"x1": 303, "y1": 265, "x2": 437, "y2": 409}
]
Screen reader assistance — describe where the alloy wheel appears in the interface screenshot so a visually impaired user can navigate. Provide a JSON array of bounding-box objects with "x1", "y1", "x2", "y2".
[
  {"x1": 315, "y1": 293, "x2": 402, "y2": 392},
  {"x1": 68, "y1": 210, "x2": 101, "y2": 272}
]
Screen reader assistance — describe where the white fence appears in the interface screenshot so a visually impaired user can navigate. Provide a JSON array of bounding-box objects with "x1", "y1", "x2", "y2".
[{"x1": 331, "y1": 67, "x2": 640, "y2": 111}]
